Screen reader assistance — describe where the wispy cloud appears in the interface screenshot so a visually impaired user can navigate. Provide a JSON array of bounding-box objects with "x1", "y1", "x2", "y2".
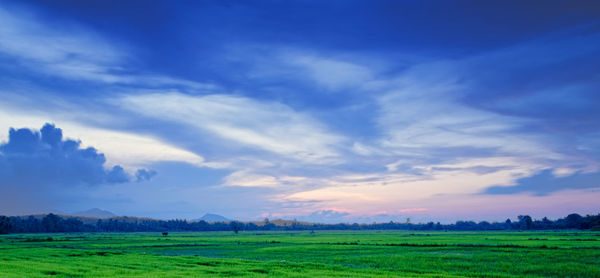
[
  {"x1": 484, "y1": 169, "x2": 600, "y2": 195},
  {"x1": 224, "y1": 45, "x2": 384, "y2": 94},
  {"x1": 223, "y1": 170, "x2": 280, "y2": 188},
  {"x1": 287, "y1": 54, "x2": 374, "y2": 91},
  {"x1": 1, "y1": 1, "x2": 599, "y2": 221},
  {"x1": 231, "y1": 33, "x2": 600, "y2": 219},
  {"x1": 0, "y1": 4, "x2": 215, "y2": 91},
  {"x1": 118, "y1": 92, "x2": 345, "y2": 164}
]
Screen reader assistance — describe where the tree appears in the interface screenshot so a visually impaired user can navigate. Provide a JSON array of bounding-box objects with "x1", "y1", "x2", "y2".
[
  {"x1": 42, "y1": 213, "x2": 62, "y2": 233},
  {"x1": 230, "y1": 221, "x2": 241, "y2": 234},
  {"x1": 541, "y1": 217, "x2": 553, "y2": 229},
  {"x1": 0, "y1": 216, "x2": 12, "y2": 234},
  {"x1": 565, "y1": 213, "x2": 582, "y2": 229},
  {"x1": 504, "y1": 219, "x2": 512, "y2": 230},
  {"x1": 478, "y1": 221, "x2": 491, "y2": 230},
  {"x1": 518, "y1": 215, "x2": 532, "y2": 230}
]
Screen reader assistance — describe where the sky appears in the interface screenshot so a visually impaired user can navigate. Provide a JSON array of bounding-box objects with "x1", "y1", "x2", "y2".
[{"x1": 0, "y1": 0, "x2": 599, "y2": 223}]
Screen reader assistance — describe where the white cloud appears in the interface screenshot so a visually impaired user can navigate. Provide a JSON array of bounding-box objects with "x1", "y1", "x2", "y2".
[
  {"x1": 223, "y1": 171, "x2": 279, "y2": 187},
  {"x1": 351, "y1": 142, "x2": 384, "y2": 156},
  {"x1": 0, "y1": 108, "x2": 206, "y2": 170},
  {"x1": 0, "y1": 5, "x2": 215, "y2": 90},
  {"x1": 277, "y1": 155, "x2": 546, "y2": 216},
  {"x1": 288, "y1": 54, "x2": 374, "y2": 91},
  {"x1": 0, "y1": 5, "x2": 123, "y2": 79},
  {"x1": 118, "y1": 92, "x2": 344, "y2": 163},
  {"x1": 1, "y1": 1, "x2": 597, "y2": 220},
  {"x1": 226, "y1": 45, "x2": 378, "y2": 92},
  {"x1": 222, "y1": 170, "x2": 310, "y2": 188},
  {"x1": 373, "y1": 60, "x2": 567, "y2": 167}
]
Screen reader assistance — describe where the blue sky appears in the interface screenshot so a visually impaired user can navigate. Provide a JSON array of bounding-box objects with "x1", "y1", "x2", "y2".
[{"x1": 0, "y1": 0, "x2": 599, "y2": 223}]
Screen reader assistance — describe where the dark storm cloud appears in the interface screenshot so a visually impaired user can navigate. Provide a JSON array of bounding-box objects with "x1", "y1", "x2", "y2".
[{"x1": 0, "y1": 123, "x2": 155, "y2": 187}]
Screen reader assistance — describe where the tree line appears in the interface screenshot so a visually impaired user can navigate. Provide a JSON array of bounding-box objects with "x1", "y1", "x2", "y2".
[{"x1": 0, "y1": 213, "x2": 599, "y2": 234}]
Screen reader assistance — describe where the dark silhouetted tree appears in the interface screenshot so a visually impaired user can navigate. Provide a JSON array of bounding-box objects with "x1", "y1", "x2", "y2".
[
  {"x1": 565, "y1": 213, "x2": 583, "y2": 229},
  {"x1": 504, "y1": 219, "x2": 512, "y2": 230},
  {"x1": 478, "y1": 221, "x2": 491, "y2": 230},
  {"x1": 0, "y1": 216, "x2": 12, "y2": 234},
  {"x1": 518, "y1": 215, "x2": 533, "y2": 230},
  {"x1": 231, "y1": 221, "x2": 241, "y2": 234},
  {"x1": 541, "y1": 217, "x2": 552, "y2": 229},
  {"x1": 42, "y1": 213, "x2": 62, "y2": 232},
  {"x1": 1, "y1": 212, "x2": 600, "y2": 234}
]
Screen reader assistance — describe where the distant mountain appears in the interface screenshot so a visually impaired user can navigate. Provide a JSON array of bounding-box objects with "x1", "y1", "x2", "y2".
[
  {"x1": 198, "y1": 213, "x2": 230, "y2": 222},
  {"x1": 71, "y1": 208, "x2": 116, "y2": 218}
]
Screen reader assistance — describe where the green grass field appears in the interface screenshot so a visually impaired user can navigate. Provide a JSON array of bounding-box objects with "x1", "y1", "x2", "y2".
[{"x1": 1, "y1": 230, "x2": 599, "y2": 277}]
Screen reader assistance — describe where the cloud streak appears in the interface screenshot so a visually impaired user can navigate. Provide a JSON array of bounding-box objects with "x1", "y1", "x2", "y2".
[
  {"x1": 0, "y1": 4, "x2": 215, "y2": 91},
  {"x1": 118, "y1": 92, "x2": 345, "y2": 164},
  {"x1": 484, "y1": 169, "x2": 600, "y2": 195},
  {"x1": 1, "y1": 1, "x2": 599, "y2": 221}
]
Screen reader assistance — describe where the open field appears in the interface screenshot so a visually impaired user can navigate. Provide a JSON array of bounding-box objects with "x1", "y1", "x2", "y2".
[{"x1": 1, "y1": 231, "x2": 599, "y2": 277}]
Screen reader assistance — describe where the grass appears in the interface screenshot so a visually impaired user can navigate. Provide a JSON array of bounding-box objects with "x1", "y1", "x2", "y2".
[{"x1": 1, "y1": 230, "x2": 599, "y2": 277}]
